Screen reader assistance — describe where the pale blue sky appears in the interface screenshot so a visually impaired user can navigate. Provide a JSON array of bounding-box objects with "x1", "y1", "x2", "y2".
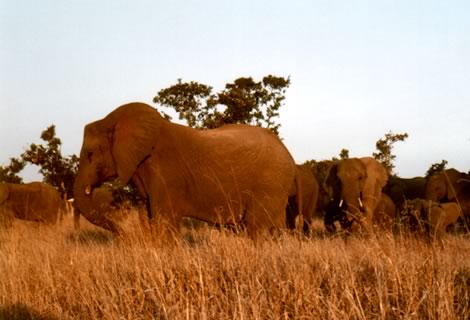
[{"x1": 1, "y1": 0, "x2": 469, "y2": 180}]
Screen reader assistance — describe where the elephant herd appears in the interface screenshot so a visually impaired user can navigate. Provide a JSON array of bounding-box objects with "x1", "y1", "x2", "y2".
[
  {"x1": 2, "y1": 102, "x2": 469, "y2": 242},
  {"x1": 315, "y1": 158, "x2": 470, "y2": 240}
]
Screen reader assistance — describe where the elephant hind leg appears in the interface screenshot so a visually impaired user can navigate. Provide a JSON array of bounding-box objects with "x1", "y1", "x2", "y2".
[{"x1": 244, "y1": 191, "x2": 287, "y2": 240}]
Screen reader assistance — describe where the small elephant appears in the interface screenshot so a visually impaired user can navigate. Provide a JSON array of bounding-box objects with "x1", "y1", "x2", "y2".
[
  {"x1": 400, "y1": 199, "x2": 460, "y2": 240},
  {"x1": 286, "y1": 164, "x2": 319, "y2": 234},
  {"x1": 425, "y1": 169, "x2": 470, "y2": 224},
  {"x1": 323, "y1": 157, "x2": 389, "y2": 233},
  {"x1": 73, "y1": 102, "x2": 300, "y2": 238},
  {"x1": 0, "y1": 182, "x2": 64, "y2": 226}
]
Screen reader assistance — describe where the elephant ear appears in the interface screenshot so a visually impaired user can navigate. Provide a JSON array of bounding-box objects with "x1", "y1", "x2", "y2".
[
  {"x1": 360, "y1": 157, "x2": 388, "y2": 188},
  {"x1": 109, "y1": 103, "x2": 164, "y2": 184},
  {"x1": 360, "y1": 157, "x2": 389, "y2": 210}
]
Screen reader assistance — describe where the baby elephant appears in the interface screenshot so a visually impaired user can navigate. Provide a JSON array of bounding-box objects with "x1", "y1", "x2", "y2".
[{"x1": 401, "y1": 199, "x2": 460, "y2": 240}]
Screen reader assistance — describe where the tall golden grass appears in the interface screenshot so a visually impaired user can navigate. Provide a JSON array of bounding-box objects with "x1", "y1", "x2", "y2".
[{"x1": 1, "y1": 212, "x2": 469, "y2": 319}]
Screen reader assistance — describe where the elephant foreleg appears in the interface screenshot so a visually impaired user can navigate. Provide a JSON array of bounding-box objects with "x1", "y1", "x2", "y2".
[{"x1": 146, "y1": 197, "x2": 181, "y2": 242}]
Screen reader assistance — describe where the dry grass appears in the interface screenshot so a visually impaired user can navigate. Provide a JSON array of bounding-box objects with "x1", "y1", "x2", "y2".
[{"x1": 1, "y1": 212, "x2": 470, "y2": 320}]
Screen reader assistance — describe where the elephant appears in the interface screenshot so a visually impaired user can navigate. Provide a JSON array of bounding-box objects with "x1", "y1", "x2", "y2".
[
  {"x1": 400, "y1": 198, "x2": 460, "y2": 240},
  {"x1": 372, "y1": 193, "x2": 396, "y2": 230},
  {"x1": 425, "y1": 168, "x2": 470, "y2": 228},
  {"x1": 0, "y1": 182, "x2": 64, "y2": 226},
  {"x1": 383, "y1": 176, "x2": 427, "y2": 210},
  {"x1": 286, "y1": 164, "x2": 319, "y2": 234},
  {"x1": 323, "y1": 157, "x2": 388, "y2": 233},
  {"x1": 73, "y1": 102, "x2": 300, "y2": 238}
]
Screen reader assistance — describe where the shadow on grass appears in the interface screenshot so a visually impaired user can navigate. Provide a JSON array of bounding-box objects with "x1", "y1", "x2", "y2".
[
  {"x1": 66, "y1": 229, "x2": 115, "y2": 246},
  {"x1": 0, "y1": 303, "x2": 57, "y2": 320}
]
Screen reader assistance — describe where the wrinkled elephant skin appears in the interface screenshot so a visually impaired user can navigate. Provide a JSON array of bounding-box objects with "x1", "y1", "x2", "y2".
[{"x1": 73, "y1": 102, "x2": 298, "y2": 238}]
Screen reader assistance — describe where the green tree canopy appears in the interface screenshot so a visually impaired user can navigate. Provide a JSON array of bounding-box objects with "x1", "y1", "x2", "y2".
[
  {"x1": 425, "y1": 160, "x2": 448, "y2": 178},
  {"x1": 338, "y1": 148, "x2": 349, "y2": 160},
  {"x1": 21, "y1": 125, "x2": 78, "y2": 199},
  {"x1": 153, "y1": 75, "x2": 290, "y2": 135},
  {"x1": 0, "y1": 157, "x2": 25, "y2": 183},
  {"x1": 305, "y1": 148, "x2": 349, "y2": 187},
  {"x1": 373, "y1": 131, "x2": 408, "y2": 176}
]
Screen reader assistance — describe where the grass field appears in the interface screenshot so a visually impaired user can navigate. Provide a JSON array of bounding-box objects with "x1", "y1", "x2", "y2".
[{"x1": 1, "y1": 211, "x2": 470, "y2": 319}]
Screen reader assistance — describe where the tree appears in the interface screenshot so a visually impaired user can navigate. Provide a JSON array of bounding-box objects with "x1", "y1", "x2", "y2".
[
  {"x1": 21, "y1": 125, "x2": 78, "y2": 199},
  {"x1": 0, "y1": 157, "x2": 25, "y2": 183},
  {"x1": 339, "y1": 148, "x2": 349, "y2": 160},
  {"x1": 153, "y1": 79, "x2": 215, "y2": 128},
  {"x1": 373, "y1": 131, "x2": 408, "y2": 176},
  {"x1": 153, "y1": 75, "x2": 290, "y2": 135},
  {"x1": 425, "y1": 160, "x2": 448, "y2": 178}
]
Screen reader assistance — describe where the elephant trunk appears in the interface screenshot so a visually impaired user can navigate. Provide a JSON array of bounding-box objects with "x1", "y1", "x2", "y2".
[
  {"x1": 73, "y1": 174, "x2": 121, "y2": 234},
  {"x1": 341, "y1": 190, "x2": 364, "y2": 223}
]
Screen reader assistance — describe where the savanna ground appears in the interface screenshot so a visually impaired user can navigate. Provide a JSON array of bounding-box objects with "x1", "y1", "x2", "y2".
[{"x1": 1, "y1": 210, "x2": 470, "y2": 320}]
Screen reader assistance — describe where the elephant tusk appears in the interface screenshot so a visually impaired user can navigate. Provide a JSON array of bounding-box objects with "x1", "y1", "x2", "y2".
[
  {"x1": 339, "y1": 199, "x2": 343, "y2": 208},
  {"x1": 358, "y1": 197, "x2": 363, "y2": 209},
  {"x1": 85, "y1": 185, "x2": 92, "y2": 195}
]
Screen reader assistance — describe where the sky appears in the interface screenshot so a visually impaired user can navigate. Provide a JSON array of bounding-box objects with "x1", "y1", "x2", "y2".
[{"x1": 1, "y1": 0, "x2": 469, "y2": 181}]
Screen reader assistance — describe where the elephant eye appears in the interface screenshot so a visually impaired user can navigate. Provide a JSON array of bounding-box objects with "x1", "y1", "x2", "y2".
[{"x1": 87, "y1": 152, "x2": 93, "y2": 162}]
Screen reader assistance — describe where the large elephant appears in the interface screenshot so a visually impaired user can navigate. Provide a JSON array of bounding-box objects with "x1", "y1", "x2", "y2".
[
  {"x1": 73, "y1": 102, "x2": 299, "y2": 238},
  {"x1": 401, "y1": 199, "x2": 460, "y2": 240},
  {"x1": 0, "y1": 182, "x2": 64, "y2": 226},
  {"x1": 323, "y1": 157, "x2": 388, "y2": 232},
  {"x1": 383, "y1": 176, "x2": 427, "y2": 209},
  {"x1": 425, "y1": 168, "x2": 470, "y2": 226},
  {"x1": 286, "y1": 164, "x2": 319, "y2": 234}
]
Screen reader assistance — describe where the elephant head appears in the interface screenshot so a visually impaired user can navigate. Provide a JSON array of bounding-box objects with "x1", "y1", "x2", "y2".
[
  {"x1": 73, "y1": 103, "x2": 162, "y2": 233},
  {"x1": 425, "y1": 168, "x2": 470, "y2": 203},
  {"x1": 323, "y1": 157, "x2": 388, "y2": 232}
]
